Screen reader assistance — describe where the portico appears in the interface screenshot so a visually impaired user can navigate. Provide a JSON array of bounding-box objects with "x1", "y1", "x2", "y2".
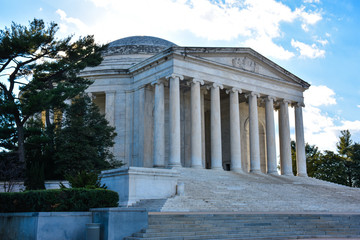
[
  {"x1": 81, "y1": 36, "x2": 310, "y2": 177},
  {"x1": 149, "y1": 74, "x2": 307, "y2": 176}
]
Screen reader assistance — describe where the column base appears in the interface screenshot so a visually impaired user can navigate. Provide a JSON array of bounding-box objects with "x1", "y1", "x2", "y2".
[
  {"x1": 211, "y1": 167, "x2": 223, "y2": 170},
  {"x1": 297, "y1": 173, "x2": 308, "y2": 177},
  {"x1": 191, "y1": 165, "x2": 203, "y2": 169},
  {"x1": 168, "y1": 164, "x2": 182, "y2": 169},
  {"x1": 249, "y1": 169, "x2": 261, "y2": 174},
  {"x1": 267, "y1": 171, "x2": 279, "y2": 175},
  {"x1": 282, "y1": 172, "x2": 294, "y2": 176},
  {"x1": 153, "y1": 165, "x2": 165, "y2": 168},
  {"x1": 231, "y1": 168, "x2": 244, "y2": 174}
]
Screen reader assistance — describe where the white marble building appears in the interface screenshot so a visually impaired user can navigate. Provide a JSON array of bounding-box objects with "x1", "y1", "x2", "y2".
[{"x1": 81, "y1": 36, "x2": 309, "y2": 177}]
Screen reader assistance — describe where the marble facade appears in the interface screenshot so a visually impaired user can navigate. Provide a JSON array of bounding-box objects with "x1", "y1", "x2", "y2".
[{"x1": 81, "y1": 36, "x2": 309, "y2": 177}]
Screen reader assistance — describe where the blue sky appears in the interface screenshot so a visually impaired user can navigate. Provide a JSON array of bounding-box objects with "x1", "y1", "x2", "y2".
[{"x1": 1, "y1": 0, "x2": 359, "y2": 151}]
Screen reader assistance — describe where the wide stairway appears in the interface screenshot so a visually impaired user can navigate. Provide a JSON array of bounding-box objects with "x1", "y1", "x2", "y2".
[
  {"x1": 132, "y1": 168, "x2": 360, "y2": 212},
  {"x1": 125, "y1": 213, "x2": 360, "y2": 240}
]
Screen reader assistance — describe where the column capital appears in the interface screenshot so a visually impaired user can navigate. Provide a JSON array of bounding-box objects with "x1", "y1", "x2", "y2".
[
  {"x1": 292, "y1": 101, "x2": 305, "y2": 108},
  {"x1": 187, "y1": 78, "x2": 204, "y2": 87},
  {"x1": 166, "y1": 73, "x2": 184, "y2": 81},
  {"x1": 276, "y1": 98, "x2": 291, "y2": 104},
  {"x1": 207, "y1": 82, "x2": 224, "y2": 90},
  {"x1": 266, "y1": 95, "x2": 276, "y2": 101},
  {"x1": 151, "y1": 79, "x2": 167, "y2": 86},
  {"x1": 226, "y1": 87, "x2": 242, "y2": 94},
  {"x1": 192, "y1": 78, "x2": 205, "y2": 85},
  {"x1": 245, "y1": 91, "x2": 260, "y2": 99},
  {"x1": 261, "y1": 95, "x2": 276, "y2": 104}
]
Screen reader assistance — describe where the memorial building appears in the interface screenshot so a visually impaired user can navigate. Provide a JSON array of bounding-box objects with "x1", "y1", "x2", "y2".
[
  {"x1": 80, "y1": 36, "x2": 310, "y2": 204},
  {"x1": 82, "y1": 35, "x2": 309, "y2": 176}
]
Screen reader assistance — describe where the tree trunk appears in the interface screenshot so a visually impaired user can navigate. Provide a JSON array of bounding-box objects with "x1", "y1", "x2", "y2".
[{"x1": 16, "y1": 123, "x2": 26, "y2": 165}]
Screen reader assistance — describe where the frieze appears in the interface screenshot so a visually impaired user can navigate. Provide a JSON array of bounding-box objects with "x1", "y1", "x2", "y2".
[{"x1": 232, "y1": 57, "x2": 259, "y2": 73}]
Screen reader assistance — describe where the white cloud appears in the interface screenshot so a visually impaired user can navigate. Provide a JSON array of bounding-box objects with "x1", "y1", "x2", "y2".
[
  {"x1": 357, "y1": 105, "x2": 360, "y2": 108},
  {"x1": 303, "y1": 0, "x2": 320, "y2": 3},
  {"x1": 55, "y1": 9, "x2": 89, "y2": 34},
  {"x1": 304, "y1": 85, "x2": 336, "y2": 106},
  {"x1": 243, "y1": 36, "x2": 295, "y2": 60},
  {"x1": 295, "y1": 6, "x2": 322, "y2": 32},
  {"x1": 301, "y1": 85, "x2": 360, "y2": 151},
  {"x1": 316, "y1": 39, "x2": 328, "y2": 46},
  {"x1": 55, "y1": 0, "x2": 323, "y2": 60},
  {"x1": 291, "y1": 39, "x2": 325, "y2": 58}
]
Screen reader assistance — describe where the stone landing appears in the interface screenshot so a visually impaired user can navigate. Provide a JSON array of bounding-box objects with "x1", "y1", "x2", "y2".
[{"x1": 131, "y1": 168, "x2": 360, "y2": 212}]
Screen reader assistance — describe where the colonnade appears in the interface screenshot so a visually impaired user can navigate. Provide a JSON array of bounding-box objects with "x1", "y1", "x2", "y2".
[{"x1": 152, "y1": 73, "x2": 307, "y2": 176}]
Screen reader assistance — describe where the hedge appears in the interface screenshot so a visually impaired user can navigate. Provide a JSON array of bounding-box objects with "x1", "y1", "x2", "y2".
[{"x1": 0, "y1": 188, "x2": 119, "y2": 212}]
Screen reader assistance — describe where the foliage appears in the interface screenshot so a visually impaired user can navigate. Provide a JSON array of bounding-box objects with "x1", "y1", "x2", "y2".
[
  {"x1": 304, "y1": 143, "x2": 322, "y2": 178},
  {"x1": 291, "y1": 140, "x2": 321, "y2": 176},
  {"x1": 24, "y1": 161, "x2": 45, "y2": 190},
  {"x1": 0, "y1": 152, "x2": 24, "y2": 192},
  {"x1": 336, "y1": 130, "x2": 354, "y2": 186},
  {"x1": 350, "y1": 143, "x2": 360, "y2": 187},
  {"x1": 312, "y1": 151, "x2": 348, "y2": 185},
  {"x1": 0, "y1": 188, "x2": 119, "y2": 212},
  {"x1": 292, "y1": 130, "x2": 360, "y2": 187},
  {"x1": 0, "y1": 18, "x2": 105, "y2": 170},
  {"x1": 61, "y1": 171, "x2": 107, "y2": 189},
  {"x1": 54, "y1": 94, "x2": 119, "y2": 177}
]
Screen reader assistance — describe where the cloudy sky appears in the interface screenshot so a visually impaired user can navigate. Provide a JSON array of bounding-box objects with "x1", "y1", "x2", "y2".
[{"x1": 1, "y1": 0, "x2": 359, "y2": 152}]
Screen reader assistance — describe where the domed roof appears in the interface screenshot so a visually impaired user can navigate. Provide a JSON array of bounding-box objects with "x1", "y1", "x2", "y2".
[{"x1": 104, "y1": 36, "x2": 177, "y2": 56}]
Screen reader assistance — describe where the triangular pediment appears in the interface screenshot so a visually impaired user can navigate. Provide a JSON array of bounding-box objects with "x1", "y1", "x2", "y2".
[{"x1": 173, "y1": 47, "x2": 310, "y2": 89}]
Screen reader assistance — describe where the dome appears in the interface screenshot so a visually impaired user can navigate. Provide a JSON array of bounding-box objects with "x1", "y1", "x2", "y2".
[{"x1": 104, "y1": 36, "x2": 177, "y2": 56}]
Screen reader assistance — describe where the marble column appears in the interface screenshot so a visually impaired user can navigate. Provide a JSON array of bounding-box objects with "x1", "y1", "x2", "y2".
[
  {"x1": 152, "y1": 79, "x2": 165, "y2": 168},
  {"x1": 167, "y1": 74, "x2": 184, "y2": 167},
  {"x1": 190, "y1": 79, "x2": 204, "y2": 168},
  {"x1": 294, "y1": 102, "x2": 307, "y2": 177},
  {"x1": 210, "y1": 83, "x2": 223, "y2": 170},
  {"x1": 201, "y1": 88, "x2": 207, "y2": 168},
  {"x1": 265, "y1": 96, "x2": 277, "y2": 174},
  {"x1": 247, "y1": 92, "x2": 261, "y2": 173},
  {"x1": 279, "y1": 99, "x2": 293, "y2": 175},
  {"x1": 227, "y1": 88, "x2": 242, "y2": 173},
  {"x1": 105, "y1": 90, "x2": 116, "y2": 127}
]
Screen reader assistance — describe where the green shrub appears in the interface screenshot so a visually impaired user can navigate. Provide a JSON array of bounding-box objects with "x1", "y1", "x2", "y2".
[
  {"x1": 61, "y1": 171, "x2": 107, "y2": 189},
  {"x1": 0, "y1": 188, "x2": 119, "y2": 212}
]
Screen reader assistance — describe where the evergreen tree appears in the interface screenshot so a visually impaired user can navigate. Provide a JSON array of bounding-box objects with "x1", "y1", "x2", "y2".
[
  {"x1": 336, "y1": 130, "x2": 354, "y2": 186},
  {"x1": 54, "y1": 94, "x2": 118, "y2": 177},
  {"x1": 0, "y1": 19, "x2": 105, "y2": 168},
  {"x1": 313, "y1": 150, "x2": 348, "y2": 185},
  {"x1": 291, "y1": 140, "x2": 321, "y2": 176},
  {"x1": 350, "y1": 143, "x2": 360, "y2": 187}
]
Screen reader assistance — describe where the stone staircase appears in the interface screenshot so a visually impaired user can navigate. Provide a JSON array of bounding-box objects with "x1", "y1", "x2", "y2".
[
  {"x1": 124, "y1": 213, "x2": 360, "y2": 240},
  {"x1": 126, "y1": 168, "x2": 360, "y2": 239},
  {"x1": 131, "y1": 168, "x2": 360, "y2": 212}
]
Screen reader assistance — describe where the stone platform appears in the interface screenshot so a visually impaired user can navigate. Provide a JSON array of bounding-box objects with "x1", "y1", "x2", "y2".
[{"x1": 131, "y1": 168, "x2": 360, "y2": 212}]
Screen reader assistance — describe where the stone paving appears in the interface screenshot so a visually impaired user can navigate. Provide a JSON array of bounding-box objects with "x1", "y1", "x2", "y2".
[{"x1": 133, "y1": 168, "x2": 360, "y2": 212}]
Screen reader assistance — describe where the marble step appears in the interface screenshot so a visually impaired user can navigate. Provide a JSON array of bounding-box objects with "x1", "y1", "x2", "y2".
[
  {"x1": 125, "y1": 234, "x2": 360, "y2": 240},
  {"x1": 125, "y1": 213, "x2": 360, "y2": 239}
]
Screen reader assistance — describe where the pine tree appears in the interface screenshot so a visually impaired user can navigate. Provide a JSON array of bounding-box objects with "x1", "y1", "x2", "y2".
[
  {"x1": 54, "y1": 94, "x2": 119, "y2": 177},
  {"x1": 337, "y1": 130, "x2": 354, "y2": 186},
  {"x1": 0, "y1": 19, "x2": 105, "y2": 177}
]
